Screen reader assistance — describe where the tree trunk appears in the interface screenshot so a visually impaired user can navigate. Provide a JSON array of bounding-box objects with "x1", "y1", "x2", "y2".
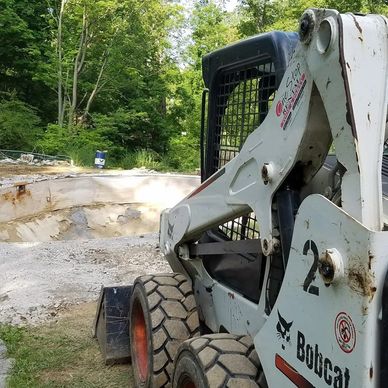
[
  {"x1": 68, "y1": 5, "x2": 88, "y2": 129},
  {"x1": 57, "y1": 0, "x2": 66, "y2": 127},
  {"x1": 60, "y1": 68, "x2": 70, "y2": 126}
]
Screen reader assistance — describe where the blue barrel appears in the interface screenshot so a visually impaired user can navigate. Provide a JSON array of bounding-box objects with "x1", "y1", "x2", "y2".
[{"x1": 95, "y1": 150, "x2": 106, "y2": 169}]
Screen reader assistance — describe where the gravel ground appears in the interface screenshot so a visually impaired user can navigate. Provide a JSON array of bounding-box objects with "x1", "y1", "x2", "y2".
[
  {"x1": 0, "y1": 166, "x2": 160, "y2": 188},
  {"x1": 0, "y1": 233, "x2": 169, "y2": 326}
]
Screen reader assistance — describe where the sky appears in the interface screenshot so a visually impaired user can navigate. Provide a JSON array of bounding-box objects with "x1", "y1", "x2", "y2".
[{"x1": 224, "y1": 0, "x2": 239, "y2": 11}]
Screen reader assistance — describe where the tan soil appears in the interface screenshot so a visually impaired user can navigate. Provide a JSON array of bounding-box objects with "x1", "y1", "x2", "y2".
[{"x1": 0, "y1": 164, "x2": 96, "y2": 178}]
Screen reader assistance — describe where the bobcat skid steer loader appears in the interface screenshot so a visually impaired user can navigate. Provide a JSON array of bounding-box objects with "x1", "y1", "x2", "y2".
[{"x1": 128, "y1": 8, "x2": 388, "y2": 388}]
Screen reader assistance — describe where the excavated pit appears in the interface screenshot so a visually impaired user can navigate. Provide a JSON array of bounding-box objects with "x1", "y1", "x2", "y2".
[
  {"x1": 0, "y1": 174, "x2": 199, "y2": 242},
  {"x1": 0, "y1": 172, "x2": 199, "y2": 325}
]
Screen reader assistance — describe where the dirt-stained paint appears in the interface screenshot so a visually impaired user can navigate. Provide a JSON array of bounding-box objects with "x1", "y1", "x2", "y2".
[
  {"x1": 348, "y1": 263, "x2": 376, "y2": 303},
  {"x1": 337, "y1": 16, "x2": 358, "y2": 140},
  {"x1": 351, "y1": 14, "x2": 363, "y2": 35}
]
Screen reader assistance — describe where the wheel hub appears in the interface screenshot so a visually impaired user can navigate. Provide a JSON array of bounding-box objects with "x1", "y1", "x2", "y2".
[{"x1": 133, "y1": 300, "x2": 148, "y2": 382}]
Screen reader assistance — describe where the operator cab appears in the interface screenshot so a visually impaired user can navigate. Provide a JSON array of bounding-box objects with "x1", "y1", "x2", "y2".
[{"x1": 199, "y1": 31, "x2": 299, "y2": 306}]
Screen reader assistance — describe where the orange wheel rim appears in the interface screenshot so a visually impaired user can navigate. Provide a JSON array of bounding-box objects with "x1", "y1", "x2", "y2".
[
  {"x1": 181, "y1": 376, "x2": 197, "y2": 388},
  {"x1": 133, "y1": 300, "x2": 148, "y2": 382}
]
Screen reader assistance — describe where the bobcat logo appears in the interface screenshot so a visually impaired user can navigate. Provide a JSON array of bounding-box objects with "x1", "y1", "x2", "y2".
[{"x1": 276, "y1": 310, "x2": 293, "y2": 350}]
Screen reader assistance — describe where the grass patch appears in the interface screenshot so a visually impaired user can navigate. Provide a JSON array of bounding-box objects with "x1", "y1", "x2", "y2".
[
  {"x1": 119, "y1": 149, "x2": 164, "y2": 171},
  {"x1": 0, "y1": 303, "x2": 132, "y2": 387}
]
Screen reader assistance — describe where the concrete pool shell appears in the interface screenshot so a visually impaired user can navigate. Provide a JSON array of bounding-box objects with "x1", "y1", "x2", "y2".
[
  {"x1": 0, "y1": 172, "x2": 199, "y2": 326},
  {"x1": 0, "y1": 173, "x2": 200, "y2": 242}
]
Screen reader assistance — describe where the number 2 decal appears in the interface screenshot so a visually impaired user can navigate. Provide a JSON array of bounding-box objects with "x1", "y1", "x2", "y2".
[{"x1": 302, "y1": 240, "x2": 319, "y2": 296}]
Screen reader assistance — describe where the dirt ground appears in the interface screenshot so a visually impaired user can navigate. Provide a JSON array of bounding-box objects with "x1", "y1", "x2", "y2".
[
  {"x1": 0, "y1": 162, "x2": 164, "y2": 190},
  {"x1": 0, "y1": 163, "x2": 116, "y2": 189},
  {"x1": 0, "y1": 164, "x2": 94, "y2": 178}
]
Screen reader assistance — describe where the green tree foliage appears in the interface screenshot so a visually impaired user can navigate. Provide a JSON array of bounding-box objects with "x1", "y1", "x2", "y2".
[
  {"x1": 0, "y1": 97, "x2": 41, "y2": 150},
  {"x1": 189, "y1": 2, "x2": 238, "y2": 70},
  {"x1": 0, "y1": 0, "x2": 56, "y2": 122},
  {"x1": 35, "y1": 0, "x2": 183, "y2": 163},
  {"x1": 0, "y1": 0, "x2": 386, "y2": 170},
  {"x1": 236, "y1": 0, "x2": 387, "y2": 34},
  {"x1": 167, "y1": 1, "x2": 239, "y2": 171},
  {"x1": 238, "y1": 0, "x2": 281, "y2": 35}
]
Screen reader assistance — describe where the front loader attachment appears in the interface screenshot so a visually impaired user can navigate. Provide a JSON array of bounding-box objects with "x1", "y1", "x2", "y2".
[{"x1": 93, "y1": 285, "x2": 133, "y2": 365}]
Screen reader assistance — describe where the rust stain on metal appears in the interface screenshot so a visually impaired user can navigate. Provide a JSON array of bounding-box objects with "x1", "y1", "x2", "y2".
[
  {"x1": 1, "y1": 184, "x2": 31, "y2": 205},
  {"x1": 2, "y1": 192, "x2": 14, "y2": 201},
  {"x1": 16, "y1": 184, "x2": 27, "y2": 199}
]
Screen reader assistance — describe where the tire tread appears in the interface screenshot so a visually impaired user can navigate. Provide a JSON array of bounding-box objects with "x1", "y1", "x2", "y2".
[
  {"x1": 134, "y1": 273, "x2": 200, "y2": 387},
  {"x1": 174, "y1": 334, "x2": 266, "y2": 388}
]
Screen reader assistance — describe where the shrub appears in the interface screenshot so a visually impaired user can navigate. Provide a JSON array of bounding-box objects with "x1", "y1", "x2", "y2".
[
  {"x1": 92, "y1": 109, "x2": 168, "y2": 154},
  {"x1": 166, "y1": 135, "x2": 200, "y2": 172},
  {"x1": 119, "y1": 149, "x2": 162, "y2": 170},
  {"x1": 34, "y1": 124, "x2": 69, "y2": 155},
  {"x1": 36, "y1": 124, "x2": 125, "y2": 166},
  {"x1": 0, "y1": 98, "x2": 41, "y2": 150}
]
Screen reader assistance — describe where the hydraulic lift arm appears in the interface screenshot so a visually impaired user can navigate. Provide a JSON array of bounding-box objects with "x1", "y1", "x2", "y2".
[{"x1": 160, "y1": 9, "x2": 388, "y2": 265}]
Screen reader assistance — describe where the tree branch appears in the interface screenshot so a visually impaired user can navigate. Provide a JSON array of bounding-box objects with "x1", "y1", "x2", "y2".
[{"x1": 80, "y1": 51, "x2": 109, "y2": 122}]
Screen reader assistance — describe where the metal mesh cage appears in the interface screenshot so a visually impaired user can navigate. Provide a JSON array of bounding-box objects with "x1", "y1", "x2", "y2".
[
  {"x1": 219, "y1": 214, "x2": 260, "y2": 240},
  {"x1": 213, "y1": 61, "x2": 276, "y2": 240}
]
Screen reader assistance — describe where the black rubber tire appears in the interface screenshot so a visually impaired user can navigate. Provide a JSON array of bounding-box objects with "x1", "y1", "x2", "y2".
[
  {"x1": 130, "y1": 273, "x2": 200, "y2": 387},
  {"x1": 172, "y1": 334, "x2": 268, "y2": 388}
]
